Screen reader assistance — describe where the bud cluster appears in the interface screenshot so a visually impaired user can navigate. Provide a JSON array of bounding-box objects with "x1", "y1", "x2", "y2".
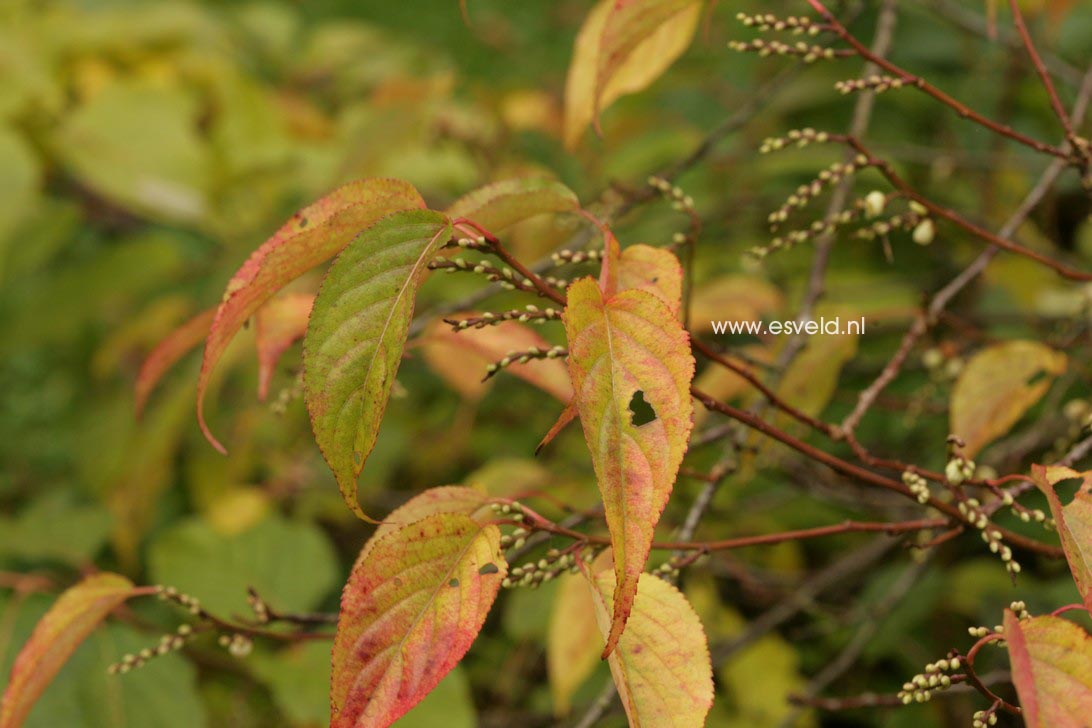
[
  {"x1": 729, "y1": 39, "x2": 842, "y2": 63},
  {"x1": 734, "y1": 12, "x2": 821, "y2": 35},
  {"x1": 648, "y1": 176, "x2": 695, "y2": 214},
  {"x1": 997, "y1": 489, "x2": 1052, "y2": 529},
  {"x1": 834, "y1": 75, "x2": 906, "y2": 95},
  {"x1": 218, "y1": 633, "x2": 253, "y2": 658},
  {"x1": 551, "y1": 248, "x2": 603, "y2": 266},
  {"x1": 155, "y1": 585, "x2": 202, "y2": 616},
  {"x1": 452, "y1": 235, "x2": 490, "y2": 251},
  {"x1": 958, "y1": 498, "x2": 1022, "y2": 574},
  {"x1": 501, "y1": 548, "x2": 584, "y2": 590},
  {"x1": 428, "y1": 258, "x2": 539, "y2": 294},
  {"x1": 749, "y1": 209, "x2": 858, "y2": 258},
  {"x1": 972, "y1": 708, "x2": 999, "y2": 727},
  {"x1": 484, "y1": 345, "x2": 568, "y2": 379},
  {"x1": 922, "y1": 347, "x2": 964, "y2": 381},
  {"x1": 759, "y1": 127, "x2": 832, "y2": 154},
  {"x1": 902, "y1": 471, "x2": 930, "y2": 504},
  {"x1": 107, "y1": 623, "x2": 195, "y2": 675},
  {"x1": 768, "y1": 156, "x2": 869, "y2": 230},
  {"x1": 945, "y1": 456, "x2": 976, "y2": 486},
  {"x1": 897, "y1": 656, "x2": 960, "y2": 704},
  {"x1": 447, "y1": 305, "x2": 561, "y2": 331},
  {"x1": 1009, "y1": 600, "x2": 1031, "y2": 620}
]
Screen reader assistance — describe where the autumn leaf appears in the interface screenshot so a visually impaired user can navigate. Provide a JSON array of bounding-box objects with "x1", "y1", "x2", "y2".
[
  {"x1": 303, "y1": 209, "x2": 452, "y2": 521},
  {"x1": 198, "y1": 178, "x2": 425, "y2": 453},
  {"x1": 1031, "y1": 464, "x2": 1092, "y2": 609},
  {"x1": 951, "y1": 340, "x2": 1066, "y2": 458},
  {"x1": 582, "y1": 553, "x2": 714, "y2": 727},
  {"x1": 564, "y1": 0, "x2": 702, "y2": 148},
  {"x1": 0, "y1": 573, "x2": 136, "y2": 728},
  {"x1": 547, "y1": 572, "x2": 602, "y2": 716},
  {"x1": 353, "y1": 485, "x2": 491, "y2": 568},
  {"x1": 330, "y1": 513, "x2": 506, "y2": 728},
  {"x1": 254, "y1": 292, "x2": 314, "y2": 401},
  {"x1": 563, "y1": 276, "x2": 695, "y2": 655},
  {"x1": 689, "y1": 275, "x2": 783, "y2": 333},
  {"x1": 1005, "y1": 610, "x2": 1092, "y2": 727},
  {"x1": 445, "y1": 177, "x2": 579, "y2": 233},
  {"x1": 598, "y1": 233, "x2": 683, "y2": 315},
  {"x1": 419, "y1": 315, "x2": 573, "y2": 402},
  {"x1": 134, "y1": 307, "x2": 214, "y2": 418}
]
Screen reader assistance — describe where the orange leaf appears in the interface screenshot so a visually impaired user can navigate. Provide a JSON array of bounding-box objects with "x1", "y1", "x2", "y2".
[
  {"x1": 1005, "y1": 610, "x2": 1092, "y2": 727},
  {"x1": 134, "y1": 307, "x2": 214, "y2": 418},
  {"x1": 198, "y1": 178, "x2": 425, "y2": 453},
  {"x1": 563, "y1": 276, "x2": 694, "y2": 656},
  {"x1": 420, "y1": 315, "x2": 573, "y2": 402},
  {"x1": 330, "y1": 512, "x2": 505, "y2": 728},
  {"x1": 1031, "y1": 464, "x2": 1092, "y2": 610},
  {"x1": 254, "y1": 292, "x2": 314, "y2": 401},
  {"x1": 0, "y1": 573, "x2": 136, "y2": 728},
  {"x1": 582, "y1": 552, "x2": 713, "y2": 726}
]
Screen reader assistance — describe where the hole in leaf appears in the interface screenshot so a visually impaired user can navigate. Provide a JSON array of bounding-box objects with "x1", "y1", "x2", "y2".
[
  {"x1": 1054, "y1": 477, "x2": 1083, "y2": 507},
  {"x1": 1026, "y1": 369, "x2": 1049, "y2": 387},
  {"x1": 478, "y1": 563, "x2": 499, "y2": 575},
  {"x1": 628, "y1": 390, "x2": 657, "y2": 427}
]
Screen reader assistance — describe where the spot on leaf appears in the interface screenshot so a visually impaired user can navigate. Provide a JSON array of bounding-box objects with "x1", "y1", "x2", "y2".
[
  {"x1": 479, "y1": 563, "x2": 500, "y2": 575},
  {"x1": 449, "y1": 578, "x2": 460, "y2": 588},
  {"x1": 628, "y1": 390, "x2": 657, "y2": 426}
]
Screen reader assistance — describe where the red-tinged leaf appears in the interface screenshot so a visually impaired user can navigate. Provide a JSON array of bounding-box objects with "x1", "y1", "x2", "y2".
[
  {"x1": 599, "y1": 234, "x2": 683, "y2": 315},
  {"x1": 563, "y1": 276, "x2": 695, "y2": 656},
  {"x1": 134, "y1": 307, "x2": 214, "y2": 418},
  {"x1": 255, "y1": 292, "x2": 314, "y2": 401},
  {"x1": 304, "y1": 209, "x2": 452, "y2": 521},
  {"x1": 330, "y1": 513, "x2": 506, "y2": 728},
  {"x1": 536, "y1": 400, "x2": 578, "y2": 455},
  {"x1": 419, "y1": 314, "x2": 573, "y2": 402},
  {"x1": 1005, "y1": 610, "x2": 1092, "y2": 727},
  {"x1": 582, "y1": 552, "x2": 714, "y2": 727},
  {"x1": 547, "y1": 573, "x2": 601, "y2": 715},
  {"x1": 0, "y1": 573, "x2": 136, "y2": 728},
  {"x1": 445, "y1": 177, "x2": 579, "y2": 233},
  {"x1": 1031, "y1": 464, "x2": 1092, "y2": 609},
  {"x1": 564, "y1": 0, "x2": 701, "y2": 148},
  {"x1": 198, "y1": 178, "x2": 425, "y2": 453},
  {"x1": 354, "y1": 485, "x2": 491, "y2": 567}
]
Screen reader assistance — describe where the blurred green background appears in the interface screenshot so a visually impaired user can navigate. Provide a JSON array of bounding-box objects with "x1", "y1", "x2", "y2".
[{"x1": 1, "y1": 0, "x2": 1091, "y2": 726}]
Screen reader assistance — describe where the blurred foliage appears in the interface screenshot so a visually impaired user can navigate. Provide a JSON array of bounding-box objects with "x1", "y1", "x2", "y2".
[{"x1": 1, "y1": 0, "x2": 1091, "y2": 726}]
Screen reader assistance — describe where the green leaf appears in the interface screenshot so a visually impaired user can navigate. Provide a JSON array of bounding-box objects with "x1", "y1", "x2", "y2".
[
  {"x1": 147, "y1": 513, "x2": 338, "y2": 616},
  {"x1": 303, "y1": 209, "x2": 452, "y2": 520},
  {"x1": 1005, "y1": 610, "x2": 1092, "y2": 727},
  {"x1": 0, "y1": 493, "x2": 112, "y2": 567},
  {"x1": 0, "y1": 574, "x2": 135, "y2": 728},
  {"x1": 330, "y1": 512, "x2": 506, "y2": 728},
  {"x1": 445, "y1": 177, "x2": 579, "y2": 233},
  {"x1": 198, "y1": 178, "x2": 425, "y2": 453},
  {"x1": 563, "y1": 276, "x2": 695, "y2": 655}
]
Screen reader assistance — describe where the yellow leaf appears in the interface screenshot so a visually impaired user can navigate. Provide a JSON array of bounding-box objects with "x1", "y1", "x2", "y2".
[
  {"x1": 1005, "y1": 611, "x2": 1092, "y2": 727},
  {"x1": 547, "y1": 573, "x2": 602, "y2": 715},
  {"x1": 564, "y1": 0, "x2": 702, "y2": 149},
  {"x1": 951, "y1": 340, "x2": 1066, "y2": 458},
  {"x1": 583, "y1": 553, "x2": 714, "y2": 727},
  {"x1": 689, "y1": 275, "x2": 783, "y2": 334}
]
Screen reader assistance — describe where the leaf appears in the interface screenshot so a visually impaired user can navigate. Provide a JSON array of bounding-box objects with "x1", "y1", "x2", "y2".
[
  {"x1": 951, "y1": 340, "x2": 1067, "y2": 458},
  {"x1": 775, "y1": 330, "x2": 858, "y2": 423},
  {"x1": 0, "y1": 573, "x2": 135, "y2": 728},
  {"x1": 420, "y1": 315, "x2": 573, "y2": 402},
  {"x1": 134, "y1": 307, "x2": 214, "y2": 418},
  {"x1": 564, "y1": 0, "x2": 702, "y2": 149},
  {"x1": 615, "y1": 244, "x2": 684, "y2": 316},
  {"x1": 689, "y1": 275, "x2": 783, "y2": 333},
  {"x1": 547, "y1": 573, "x2": 602, "y2": 715},
  {"x1": 1005, "y1": 611, "x2": 1092, "y2": 727},
  {"x1": 1031, "y1": 465, "x2": 1092, "y2": 609},
  {"x1": 563, "y1": 276, "x2": 695, "y2": 655},
  {"x1": 303, "y1": 209, "x2": 452, "y2": 521},
  {"x1": 254, "y1": 292, "x2": 314, "y2": 401},
  {"x1": 445, "y1": 177, "x2": 579, "y2": 233},
  {"x1": 198, "y1": 178, "x2": 425, "y2": 453},
  {"x1": 582, "y1": 554, "x2": 714, "y2": 727},
  {"x1": 330, "y1": 512, "x2": 506, "y2": 728},
  {"x1": 354, "y1": 485, "x2": 491, "y2": 568},
  {"x1": 148, "y1": 513, "x2": 338, "y2": 616}
]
